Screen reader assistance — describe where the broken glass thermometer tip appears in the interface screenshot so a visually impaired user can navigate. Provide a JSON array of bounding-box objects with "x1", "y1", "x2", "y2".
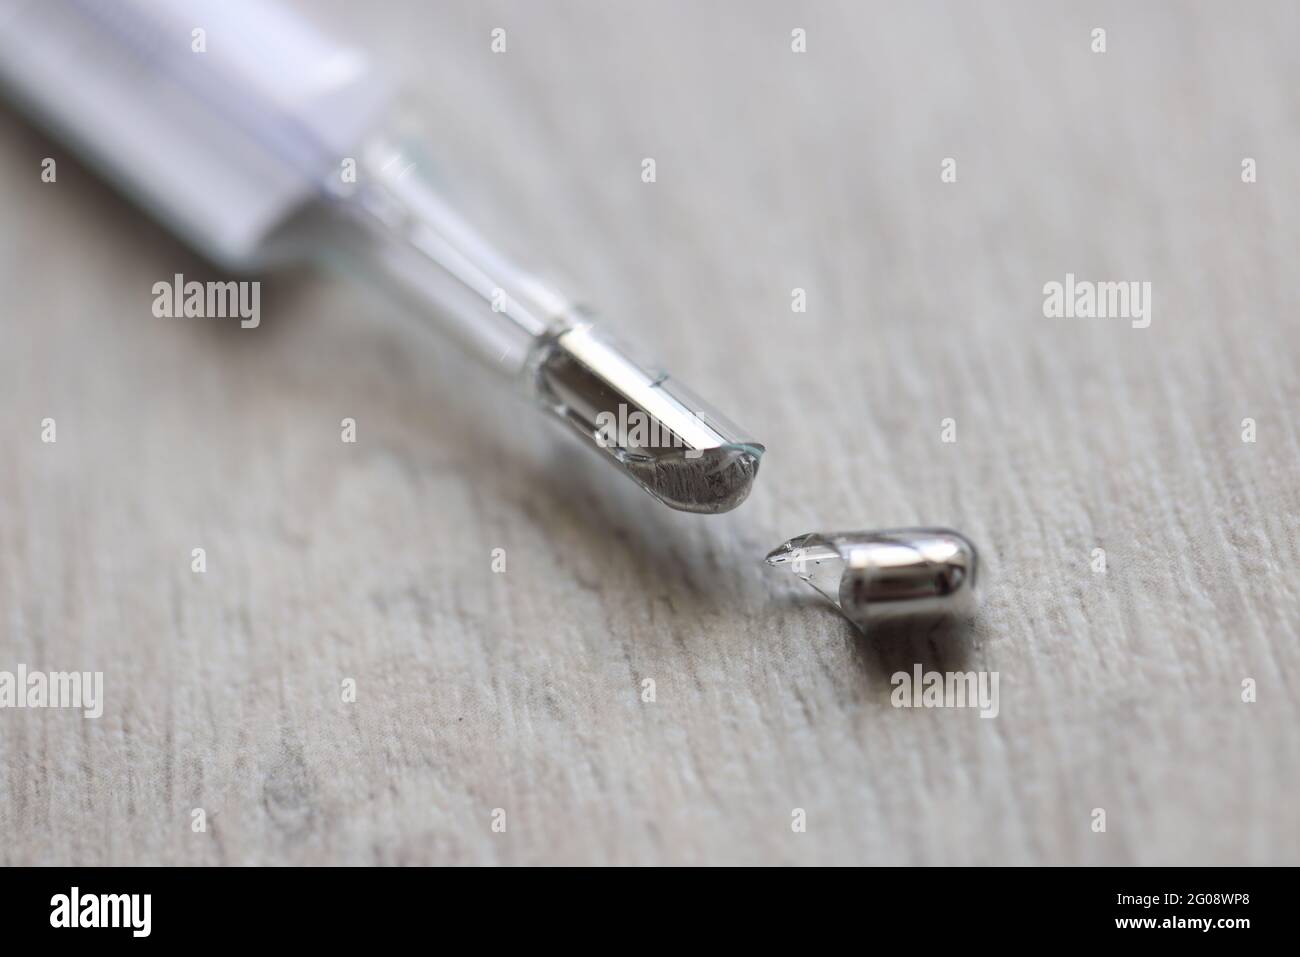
[{"x1": 765, "y1": 528, "x2": 979, "y2": 633}]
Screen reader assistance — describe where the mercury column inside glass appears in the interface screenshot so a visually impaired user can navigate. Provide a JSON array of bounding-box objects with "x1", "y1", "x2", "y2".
[{"x1": 327, "y1": 133, "x2": 765, "y2": 513}]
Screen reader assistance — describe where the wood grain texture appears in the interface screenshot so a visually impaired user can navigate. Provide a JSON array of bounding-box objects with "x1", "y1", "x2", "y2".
[{"x1": 1, "y1": 0, "x2": 1297, "y2": 866}]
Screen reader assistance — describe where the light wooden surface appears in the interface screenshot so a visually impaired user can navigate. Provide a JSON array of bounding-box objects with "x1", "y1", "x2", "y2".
[{"x1": 2, "y1": 0, "x2": 1297, "y2": 866}]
